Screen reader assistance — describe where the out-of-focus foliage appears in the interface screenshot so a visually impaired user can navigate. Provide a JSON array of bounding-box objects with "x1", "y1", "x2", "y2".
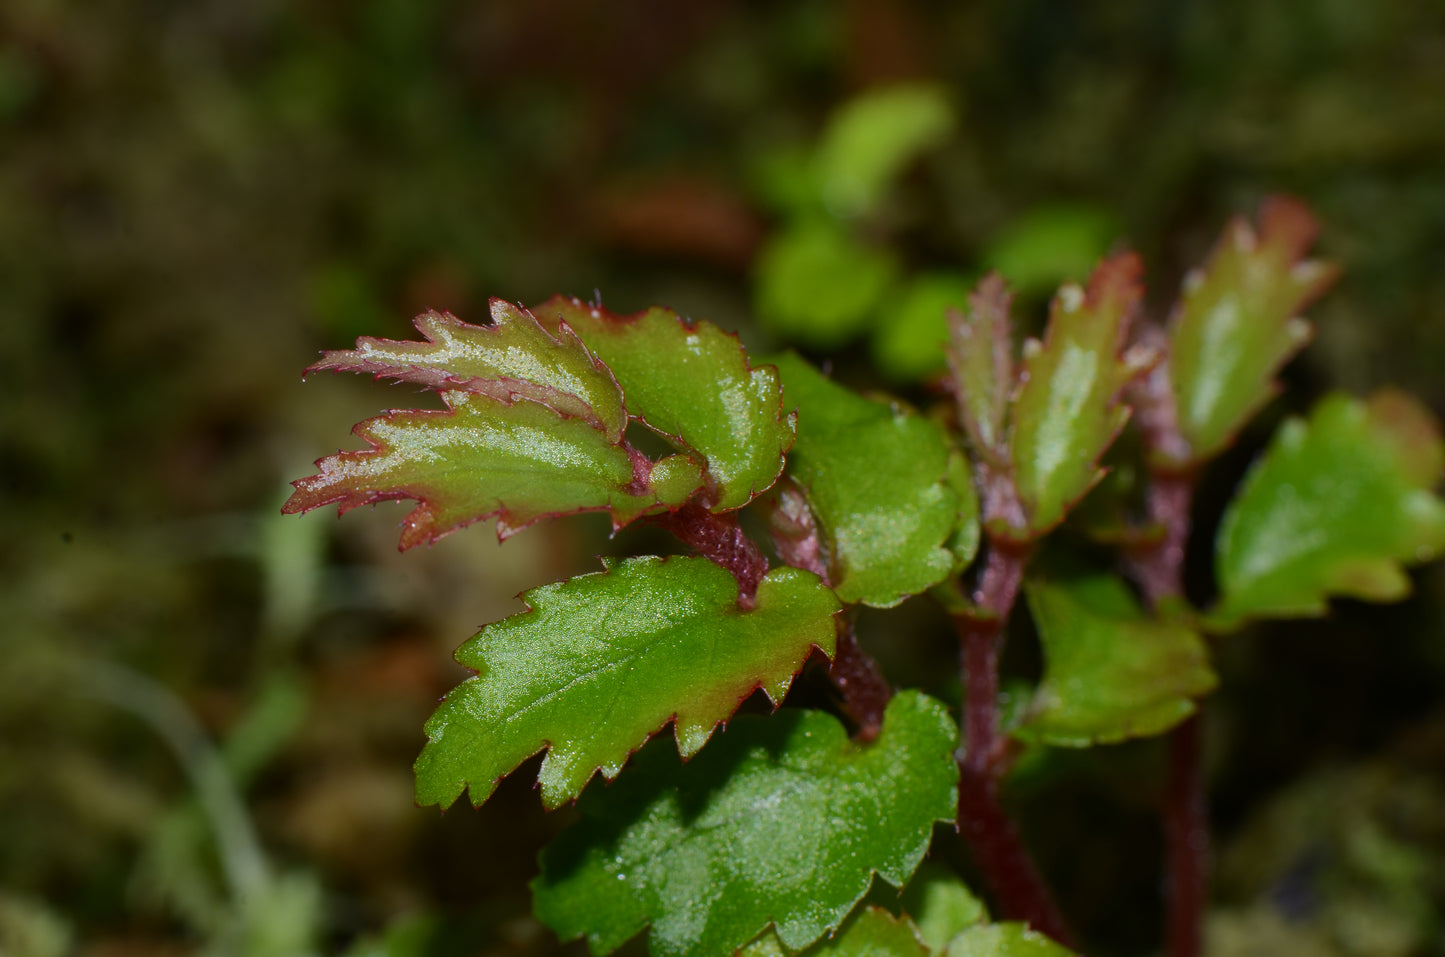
[{"x1": 4, "y1": 0, "x2": 1445, "y2": 954}]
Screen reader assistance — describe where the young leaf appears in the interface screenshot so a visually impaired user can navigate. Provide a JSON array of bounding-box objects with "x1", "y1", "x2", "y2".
[
  {"x1": 740, "y1": 907, "x2": 931, "y2": 957},
  {"x1": 754, "y1": 219, "x2": 899, "y2": 349},
  {"x1": 873, "y1": 272, "x2": 976, "y2": 384},
  {"x1": 1167, "y1": 196, "x2": 1339, "y2": 466},
  {"x1": 813, "y1": 82, "x2": 953, "y2": 219},
  {"x1": 533, "y1": 691, "x2": 959, "y2": 957},
  {"x1": 899, "y1": 864, "x2": 988, "y2": 951},
  {"x1": 773, "y1": 353, "x2": 977, "y2": 607},
  {"x1": 282, "y1": 393, "x2": 700, "y2": 548},
  {"x1": 946, "y1": 273, "x2": 1015, "y2": 464},
  {"x1": 532, "y1": 296, "x2": 795, "y2": 510},
  {"x1": 1210, "y1": 390, "x2": 1445, "y2": 628},
  {"x1": 414, "y1": 556, "x2": 840, "y2": 810},
  {"x1": 309, "y1": 300, "x2": 627, "y2": 440},
  {"x1": 1010, "y1": 254, "x2": 1157, "y2": 536},
  {"x1": 1018, "y1": 573, "x2": 1217, "y2": 747},
  {"x1": 944, "y1": 924, "x2": 1076, "y2": 957}
]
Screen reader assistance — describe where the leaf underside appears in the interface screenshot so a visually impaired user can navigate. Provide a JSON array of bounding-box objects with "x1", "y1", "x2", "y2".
[
  {"x1": 1009, "y1": 253, "x2": 1155, "y2": 536},
  {"x1": 414, "y1": 556, "x2": 840, "y2": 810},
  {"x1": 1168, "y1": 195, "x2": 1339, "y2": 467},
  {"x1": 533, "y1": 691, "x2": 959, "y2": 957},
  {"x1": 946, "y1": 274, "x2": 1015, "y2": 464},
  {"x1": 532, "y1": 296, "x2": 795, "y2": 510},
  {"x1": 1210, "y1": 390, "x2": 1445, "y2": 629},
  {"x1": 773, "y1": 353, "x2": 976, "y2": 607},
  {"x1": 1019, "y1": 572, "x2": 1217, "y2": 747},
  {"x1": 282, "y1": 392, "x2": 697, "y2": 548}
]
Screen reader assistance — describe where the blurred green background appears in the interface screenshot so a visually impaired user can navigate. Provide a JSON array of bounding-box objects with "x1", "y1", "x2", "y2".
[{"x1": 3, "y1": 1, "x2": 1445, "y2": 955}]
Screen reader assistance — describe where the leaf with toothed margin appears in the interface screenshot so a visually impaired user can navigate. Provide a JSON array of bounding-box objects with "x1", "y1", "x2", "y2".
[
  {"x1": 1167, "y1": 196, "x2": 1339, "y2": 467},
  {"x1": 282, "y1": 392, "x2": 704, "y2": 549},
  {"x1": 1010, "y1": 254, "x2": 1157, "y2": 537},
  {"x1": 1209, "y1": 391, "x2": 1445, "y2": 630},
  {"x1": 946, "y1": 274, "x2": 1015, "y2": 465},
  {"x1": 413, "y1": 556, "x2": 840, "y2": 810},
  {"x1": 533, "y1": 692, "x2": 958, "y2": 957},
  {"x1": 772, "y1": 353, "x2": 976, "y2": 607},
  {"x1": 1018, "y1": 572, "x2": 1216, "y2": 747},
  {"x1": 740, "y1": 907, "x2": 931, "y2": 957},
  {"x1": 309, "y1": 300, "x2": 627, "y2": 441},
  {"x1": 531, "y1": 296, "x2": 795, "y2": 510}
]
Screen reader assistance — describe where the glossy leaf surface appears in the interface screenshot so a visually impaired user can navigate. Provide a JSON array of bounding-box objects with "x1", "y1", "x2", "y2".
[
  {"x1": 740, "y1": 908, "x2": 930, "y2": 957},
  {"x1": 532, "y1": 296, "x2": 794, "y2": 509},
  {"x1": 283, "y1": 393, "x2": 696, "y2": 548},
  {"x1": 1211, "y1": 391, "x2": 1445, "y2": 627},
  {"x1": 533, "y1": 692, "x2": 959, "y2": 957},
  {"x1": 1168, "y1": 196, "x2": 1338, "y2": 466},
  {"x1": 414, "y1": 557, "x2": 839, "y2": 810},
  {"x1": 754, "y1": 219, "x2": 899, "y2": 349},
  {"x1": 1010, "y1": 254, "x2": 1155, "y2": 535},
  {"x1": 309, "y1": 300, "x2": 627, "y2": 440},
  {"x1": 1019, "y1": 573, "x2": 1217, "y2": 746},
  {"x1": 944, "y1": 924, "x2": 1076, "y2": 957},
  {"x1": 774, "y1": 354, "x2": 976, "y2": 607}
]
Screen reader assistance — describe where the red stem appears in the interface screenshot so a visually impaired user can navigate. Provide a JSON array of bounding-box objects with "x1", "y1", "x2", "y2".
[
  {"x1": 955, "y1": 544, "x2": 1074, "y2": 946},
  {"x1": 1165, "y1": 713, "x2": 1207, "y2": 957},
  {"x1": 652, "y1": 502, "x2": 768, "y2": 606},
  {"x1": 830, "y1": 616, "x2": 892, "y2": 741}
]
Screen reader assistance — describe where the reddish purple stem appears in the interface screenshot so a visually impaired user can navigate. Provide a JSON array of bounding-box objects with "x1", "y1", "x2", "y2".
[
  {"x1": 830, "y1": 619, "x2": 892, "y2": 741},
  {"x1": 652, "y1": 502, "x2": 768, "y2": 606}
]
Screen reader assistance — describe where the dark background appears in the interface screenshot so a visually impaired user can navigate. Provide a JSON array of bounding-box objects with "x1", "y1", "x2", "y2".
[{"x1": 3, "y1": 2, "x2": 1444, "y2": 955}]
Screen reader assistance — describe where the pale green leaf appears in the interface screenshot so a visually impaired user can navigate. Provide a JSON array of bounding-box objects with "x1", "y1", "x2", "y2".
[
  {"x1": 944, "y1": 924, "x2": 1076, "y2": 957},
  {"x1": 984, "y1": 204, "x2": 1117, "y2": 297},
  {"x1": 1010, "y1": 254, "x2": 1156, "y2": 536},
  {"x1": 414, "y1": 557, "x2": 840, "y2": 810},
  {"x1": 1168, "y1": 196, "x2": 1338, "y2": 466},
  {"x1": 283, "y1": 393, "x2": 698, "y2": 548},
  {"x1": 533, "y1": 692, "x2": 959, "y2": 957},
  {"x1": 532, "y1": 296, "x2": 795, "y2": 510},
  {"x1": 740, "y1": 907, "x2": 930, "y2": 957},
  {"x1": 754, "y1": 219, "x2": 899, "y2": 349},
  {"x1": 773, "y1": 353, "x2": 976, "y2": 607},
  {"x1": 815, "y1": 83, "x2": 954, "y2": 219},
  {"x1": 874, "y1": 273, "x2": 975, "y2": 383},
  {"x1": 1211, "y1": 391, "x2": 1445, "y2": 628},
  {"x1": 899, "y1": 864, "x2": 988, "y2": 951},
  {"x1": 946, "y1": 274, "x2": 1015, "y2": 463}
]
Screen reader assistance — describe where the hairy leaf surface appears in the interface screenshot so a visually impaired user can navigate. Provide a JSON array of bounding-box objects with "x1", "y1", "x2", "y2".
[
  {"x1": 283, "y1": 393, "x2": 698, "y2": 548},
  {"x1": 1010, "y1": 254, "x2": 1155, "y2": 536},
  {"x1": 1211, "y1": 391, "x2": 1445, "y2": 628},
  {"x1": 773, "y1": 354, "x2": 975, "y2": 606},
  {"x1": 414, "y1": 557, "x2": 840, "y2": 810},
  {"x1": 1019, "y1": 573, "x2": 1216, "y2": 746},
  {"x1": 309, "y1": 300, "x2": 627, "y2": 439},
  {"x1": 532, "y1": 296, "x2": 795, "y2": 509},
  {"x1": 1168, "y1": 196, "x2": 1338, "y2": 466},
  {"x1": 533, "y1": 692, "x2": 959, "y2": 957}
]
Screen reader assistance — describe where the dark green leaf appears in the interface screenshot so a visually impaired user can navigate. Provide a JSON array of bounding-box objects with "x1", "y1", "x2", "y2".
[
  {"x1": 1019, "y1": 573, "x2": 1216, "y2": 746},
  {"x1": 1167, "y1": 197, "x2": 1338, "y2": 467},
  {"x1": 532, "y1": 296, "x2": 795, "y2": 510},
  {"x1": 1211, "y1": 391, "x2": 1445, "y2": 628},
  {"x1": 415, "y1": 557, "x2": 840, "y2": 809},
  {"x1": 282, "y1": 393, "x2": 699, "y2": 548},
  {"x1": 774, "y1": 354, "x2": 977, "y2": 607},
  {"x1": 533, "y1": 692, "x2": 959, "y2": 957}
]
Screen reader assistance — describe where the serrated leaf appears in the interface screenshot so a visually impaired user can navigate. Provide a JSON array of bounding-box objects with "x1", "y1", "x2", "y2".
[
  {"x1": 1168, "y1": 196, "x2": 1339, "y2": 466},
  {"x1": 1210, "y1": 391, "x2": 1445, "y2": 628},
  {"x1": 1010, "y1": 254, "x2": 1156, "y2": 535},
  {"x1": 754, "y1": 219, "x2": 899, "y2": 349},
  {"x1": 773, "y1": 354, "x2": 976, "y2": 607},
  {"x1": 533, "y1": 691, "x2": 959, "y2": 957},
  {"x1": 740, "y1": 907, "x2": 930, "y2": 957},
  {"x1": 946, "y1": 274, "x2": 1015, "y2": 463},
  {"x1": 814, "y1": 83, "x2": 954, "y2": 219},
  {"x1": 1018, "y1": 573, "x2": 1217, "y2": 747},
  {"x1": 414, "y1": 557, "x2": 840, "y2": 810},
  {"x1": 283, "y1": 393, "x2": 699, "y2": 548},
  {"x1": 532, "y1": 296, "x2": 795, "y2": 510},
  {"x1": 874, "y1": 273, "x2": 976, "y2": 383},
  {"x1": 944, "y1": 924, "x2": 1076, "y2": 957},
  {"x1": 309, "y1": 300, "x2": 627, "y2": 440}
]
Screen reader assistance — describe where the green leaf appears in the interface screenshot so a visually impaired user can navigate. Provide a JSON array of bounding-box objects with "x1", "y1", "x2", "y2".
[
  {"x1": 946, "y1": 275, "x2": 1016, "y2": 464},
  {"x1": 754, "y1": 219, "x2": 899, "y2": 349},
  {"x1": 773, "y1": 354, "x2": 976, "y2": 607},
  {"x1": 532, "y1": 296, "x2": 795, "y2": 510},
  {"x1": 282, "y1": 393, "x2": 699, "y2": 548},
  {"x1": 414, "y1": 557, "x2": 840, "y2": 810},
  {"x1": 944, "y1": 924, "x2": 1076, "y2": 957},
  {"x1": 983, "y1": 204, "x2": 1117, "y2": 297},
  {"x1": 533, "y1": 691, "x2": 959, "y2": 957},
  {"x1": 1210, "y1": 390, "x2": 1445, "y2": 628},
  {"x1": 814, "y1": 83, "x2": 954, "y2": 219},
  {"x1": 873, "y1": 273, "x2": 976, "y2": 383},
  {"x1": 1019, "y1": 573, "x2": 1217, "y2": 747},
  {"x1": 310, "y1": 300, "x2": 627, "y2": 440},
  {"x1": 740, "y1": 907, "x2": 930, "y2": 957},
  {"x1": 899, "y1": 865, "x2": 988, "y2": 951},
  {"x1": 1010, "y1": 254, "x2": 1157, "y2": 536},
  {"x1": 1168, "y1": 196, "x2": 1339, "y2": 466}
]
